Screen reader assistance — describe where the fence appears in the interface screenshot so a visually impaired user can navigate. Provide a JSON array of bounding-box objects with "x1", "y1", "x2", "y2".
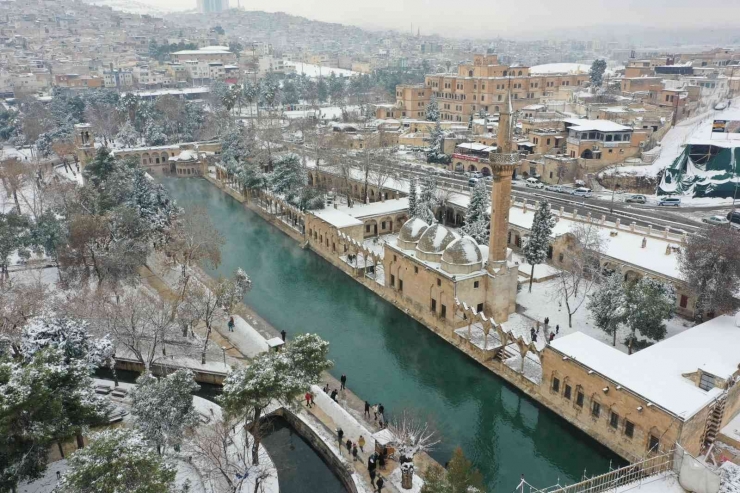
[{"x1": 516, "y1": 448, "x2": 678, "y2": 493}]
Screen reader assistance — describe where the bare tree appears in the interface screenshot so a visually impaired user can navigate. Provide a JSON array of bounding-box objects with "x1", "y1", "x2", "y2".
[
  {"x1": 554, "y1": 222, "x2": 606, "y2": 328},
  {"x1": 389, "y1": 409, "x2": 440, "y2": 489},
  {"x1": 0, "y1": 157, "x2": 26, "y2": 213},
  {"x1": 185, "y1": 416, "x2": 275, "y2": 493},
  {"x1": 0, "y1": 275, "x2": 48, "y2": 356}
]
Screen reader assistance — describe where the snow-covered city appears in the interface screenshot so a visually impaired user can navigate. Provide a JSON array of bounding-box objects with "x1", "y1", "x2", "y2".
[{"x1": 3, "y1": 1, "x2": 740, "y2": 493}]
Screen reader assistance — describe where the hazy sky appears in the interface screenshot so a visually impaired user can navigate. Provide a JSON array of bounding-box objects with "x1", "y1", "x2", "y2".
[{"x1": 151, "y1": 0, "x2": 740, "y2": 38}]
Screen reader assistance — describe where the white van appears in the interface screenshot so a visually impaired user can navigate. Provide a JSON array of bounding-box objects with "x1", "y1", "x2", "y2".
[
  {"x1": 571, "y1": 187, "x2": 593, "y2": 198},
  {"x1": 525, "y1": 177, "x2": 544, "y2": 189},
  {"x1": 658, "y1": 197, "x2": 681, "y2": 207}
]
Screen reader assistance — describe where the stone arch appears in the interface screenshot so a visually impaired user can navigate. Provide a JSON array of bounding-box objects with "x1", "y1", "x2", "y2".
[
  {"x1": 623, "y1": 269, "x2": 643, "y2": 284},
  {"x1": 379, "y1": 216, "x2": 393, "y2": 234},
  {"x1": 161, "y1": 152, "x2": 169, "y2": 163},
  {"x1": 581, "y1": 149, "x2": 594, "y2": 159},
  {"x1": 394, "y1": 214, "x2": 408, "y2": 232},
  {"x1": 468, "y1": 164, "x2": 478, "y2": 172},
  {"x1": 364, "y1": 219, "x2": 378, "y2": 237},
  {"x1": 480, "y1": 166, "x2": 491, "y2": 177},
  {"x1": 141, "y1": 152, "x2": 150, "y2": 165}
]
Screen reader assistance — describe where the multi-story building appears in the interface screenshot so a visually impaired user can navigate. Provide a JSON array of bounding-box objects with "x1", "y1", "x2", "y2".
[
  {"x1": 196, "y1": 0, "x2": 227, "y2": 13},
  {"x1": 564, "y1": 118, "x2": 648, "y2": 164},
  {"x1": 379, "y1": 54, "x2": 589, "y2": 122},
  {"x1": 170, "y1": 46, "x2": 236, "y2": 65},
  {"x1": 54, "y1": 74, "x2": 104, "y2": 89},
  {"x1": 103, "y1": 69, "x2": 134, "y2": 89}
]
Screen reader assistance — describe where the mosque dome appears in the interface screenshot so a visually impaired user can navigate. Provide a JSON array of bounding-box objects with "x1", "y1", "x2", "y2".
[
  {"x1": 441, "y1": 237, "x2": 484, "y2": 275},
  {"x1": 175, "y1": 150, "x2": 198, "y2": 162},
  {"x1": 416, "y1": 224, "x2": 458, "y2": 261},
  {"x1": 397, "y1": 217, "x2": 430, "y2": 250}
]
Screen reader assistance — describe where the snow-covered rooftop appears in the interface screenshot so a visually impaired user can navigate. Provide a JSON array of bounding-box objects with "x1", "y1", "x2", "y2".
[
  {"x1": 337, "y1": 198, "x2": 409, "y2": 219},
  {"x1": 311, "y1": 208, "x2": 363, "y2": 229},
  {"x1": 172, "y1": 46, "x2": 231, "y2": 55},
  {"x1": 551, "y1": 330, "x2": 724, "y2": 418},
  {"x1": 456, "y1": 142, "x2": 495, "y2": 152},
  {"x1": 529, "y1": 63, "x2": 590, "y2": 75},
  {"x1": 564, "y1": 118, "x2": 632, "y2": 132}
]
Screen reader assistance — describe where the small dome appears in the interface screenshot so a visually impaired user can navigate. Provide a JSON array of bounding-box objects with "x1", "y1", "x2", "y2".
[
  {"x1": 398, "y1": 217, "x2": 430, "y2": 243},
  {"x1": 442, "y1": 237, "x2": 483, "y2": 265},
  {"x1": 417, "y1": 224, "x2": 458, "y2": 255}
]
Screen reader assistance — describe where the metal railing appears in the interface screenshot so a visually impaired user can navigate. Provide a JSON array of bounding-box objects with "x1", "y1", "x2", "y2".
[{"x1": 516, "y1": 448, "x2": 677, "y2": 493}]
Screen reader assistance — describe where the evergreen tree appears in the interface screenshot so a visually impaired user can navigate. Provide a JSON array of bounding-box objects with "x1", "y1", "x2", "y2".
[
  {"x1": 130, "y1": 370, "x2": 200, "y2": 454},
  {"x1": 426, "y1": 120, "x2": 448, "y2": 164},
  {"x1": 624, "y1": 277, "x2": 676, "y2": 353},
  {"x1": 57, "y1": 429, "x2": 176, "y2": 493},
  {"x1": 270, "y1": 153, "x2": 305, "y2": 197},
  {"x1": 587, "y1": 272, "x2": 626, "y2": 346},
  {"x1": 461, "y1": 179, "x2": 490, "y2": 244},
  {"x1": 522, "y1": 201, "x2": 556, "y2": 292},
  {"x1": 408, "y1": 177, "x2": 418, "y2": 217},
  {"x1": 417, "y1": 176, "x2": 438, "y2": 224},
  {"x1": 426, "y1": 94, "x2": 440, "y2": 122},
  {"x1": 143, "y1": 121, "x2": 167, "y2": 146},
  {"x1": 83, "y1": 147, "x2": 117, "y2": 186},
  {"x1": 420, "y1": 447, "x2": 486, "y2": 493},
  {"x1": 590, "y1": 59, "x2": 607, "y2": 88},
  {"x1": 115, "y1": 119, "x2": 139, "y2": 148},
  {"x1": 285, "y1": 333, "x2": 333, "y2": 384}
]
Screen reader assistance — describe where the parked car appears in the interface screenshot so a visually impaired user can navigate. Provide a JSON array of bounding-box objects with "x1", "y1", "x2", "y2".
[
  {"x1": 715, "y1": 101, "x2": 728, "y2": 111},
  {"x1": 525, "y1": 177, "x2": 544, "y2": 189},
  {"x1": 545, "y1": 185, "x2": 563, "y2": 192},
  {"x1": 468, "y1": 177, "x2": 479, "y2": 187},
  {"x1": 726, "y1": 211, "x2": 740, "y2": 226},
  {"x1": 658, "y1": 197, "x2": 681, "y2": 207},
  {"x1": 471, "y1": 171, "x2": 483, "y2": 179},
  {"x1": 571, "y1": 187, "x2": 593, "y2": 198},
  {"x1": 703, "y1": 215, "x2": 730, "y2": 226},
  {"x1": 625, "y1": 194, "x2": 647, "y2": 204}
]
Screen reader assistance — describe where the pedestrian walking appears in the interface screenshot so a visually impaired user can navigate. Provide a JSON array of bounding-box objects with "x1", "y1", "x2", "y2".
[
  {"x1": 228, "y1": 316, "x2": 235, "y2": 332},
  {"x1": 346, "y1": 438, "x2": 352, "y2": 453},
  {"x1": 280, "y1": 330, "x2": 286, "y2": 341},
  {"x1": 378, "y1": 452, "x2": 386, "y2": 470},
  {"x1": 369, "y1": 465, "x2": 376, "y2": 484},
  {"x1": 340, "y1": 374, "x2": 347, "y2": 390},
  {"x1": 305, "y1": 391, "x2": 312, "y2": 407},
  {"x1": 378, "y1": 404, "x2": 384, "y2": 417},
  {"x1": 364, "y1": 401, "x2": 371, "y2": 418},
  {"x1": 556, "y1": 324, "x2": 560, "y2": 334},
  {"x1": 372, "y1": 404, "x2": 379, "y2": 421},
  {"x1": 376, "y1": 475, "x2": 385, "y2": 492},
  {"x1": 532, "y1": 333, "x2": 538, "y2": 342},
  {"x1": 310, "y1": 392, "x2": 315, "y2": 407},
  {"x1": 358, "y1": 435, "x2": 366, "y2": 453},
  {"x1": 337, "y1": 428, "x2": 344, "y2": 448},
  {"x1": 352, "y1": 443, "x2": 359, "y2": 461},
  {"x1": 544, "y1": 317, "x2": 549, "y2": 326},
  {"x1": 323, "y1": 383, "x2": 330, "y2": 393},
  {"x1": 530, "y1": 327, "x2": 536, "y2": 340},
  {"x1": 549, "y1": 333, "x2": 555, "y2": 343},
  {"x1": 331, "y1": 389, "x2": 338, "y2": 402}
]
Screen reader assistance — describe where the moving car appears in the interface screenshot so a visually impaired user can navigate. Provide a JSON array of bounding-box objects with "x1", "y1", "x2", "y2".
[
  {"x1": 545, "y1": 185, "x2": 563, "y2": 192},
  {"x1": 625, "y1": 194, "x2": 647, "y2": 204},
  {"x1": 726, "y1": 211, "x2": 740, "y2": 226},
  {"x1": 658, "y1": 197, "x2": 681, "y2": 207},
  {"x1": 525, "y1": 177, "x2": 544, "y2": 189},
  {"x1": 703, "y1": 215, "x2": 730, "y2": 226},
  {"x1": 571, "y1": 187, "x2": 593, "y2": 198}
]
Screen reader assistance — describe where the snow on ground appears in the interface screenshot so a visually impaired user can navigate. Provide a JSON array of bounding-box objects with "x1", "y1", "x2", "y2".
[
  {"x1": 284, "y1": 104, "x2": 361, "y2": 120},
  {"x1": 285, "y1": 61, "x2": 358, "y2": 78},
  {"x1": 54, "y1": 163, "x2": 83, "y2": 185},
  {"x1": 221, "y1": 315, "x2": 270, "y2": 358},
  {"x1": 721, "y1": 412, "x2": 740, "y2": 451},
  {"x1": 311, "y1": 384, "x2": 376, "y2": 452},
  {"x1": 516, "y1": 278, "x2": 693, "y2": 353},
  {"x1": 613, "y1": 472, "x2": 687, "y2": 493},
  {"x1": 504, "y1": 353, "x2": 543, "y2": 385},
  {"x1": 389, "y1": 466, "x2": 424, "y2": 493},
  {"x1": 511, "y1": 252, "x2": 560, "y2": 281},
  {"x1": 720, "y1": 461, "x2": 740, "y2": 493},
  {"x1": 529, "y1": 63, "x2": 590, "y2": 75},
  {"x1": 17, "y1": 460, "x2": 69, "y2": 493}
]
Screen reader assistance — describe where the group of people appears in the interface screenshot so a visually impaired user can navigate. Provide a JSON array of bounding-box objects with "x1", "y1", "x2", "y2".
[
  {"x1": 529, "y1": 317, "x2": 560, "y2": 344},
  {"x1": 364, "y1": 401, "x2": 387, "y2": 428},
  {"x1": 337, "y1": 428, "x2": 385, "y2": 490}
]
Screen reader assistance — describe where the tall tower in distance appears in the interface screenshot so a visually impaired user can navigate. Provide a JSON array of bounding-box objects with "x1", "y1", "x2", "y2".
[
  {"x1": 197, "y1": 0, "x2": 226, "y2": 13},
  {"x1": 487, "y1": 90, "x2": 518, "y2": 269}
]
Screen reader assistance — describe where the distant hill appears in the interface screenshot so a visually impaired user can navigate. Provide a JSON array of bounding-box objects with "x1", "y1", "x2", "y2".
[{"x1": 81, "y1": 0, "x2": 172, "y2": 17}]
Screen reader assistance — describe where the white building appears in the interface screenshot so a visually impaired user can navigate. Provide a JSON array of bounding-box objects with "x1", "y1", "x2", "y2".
[{"x1": 103, "y1": 69, "x2": 134, "y2": 89}]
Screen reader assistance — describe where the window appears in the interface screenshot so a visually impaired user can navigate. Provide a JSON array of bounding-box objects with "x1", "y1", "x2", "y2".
[
  {"x1": 591, "y1": 401, "x2": 601, "y2": 418},
  {"x1": 552, "y1": 377, "x2": 560, "y2": 393},
  {"x1": 625, "y1": 420, "x2": 635, "y2": 438},
  {"x1": 547, "y1": 246, "x2": 553, "y2": 259},
  {"x1": 393, "y1": 255, "x2": 397, "y2": 261},
  {"x1": 390, "y1": 274, "x2": 395, "y2": 287},
  {"x1": 564, "y1": 384, "x2": 572, "y2": 400},
  {"x1": 558, "y1": 253, "x2": 565, "y2": 263},
  {"x1": 431, "y1": 299, "x2": 437, "y2": 312},
  {"x1": 474, "y1": 281, "x2": 480, "y2": 289},
  {"x1": 437, "y1": 278, "x2": 441, "y2": 287},
  {"x1": 399, "y1": 279, "x2": 403, "y2": 292},
  {"x1": 414, "y1": 266, "x2": 419, "y2": 274},
  {"x1": 680, "y1": 295, "x2": 688, "y2": 308},
  {"x1": 365, "y1": 225, "x2": 370, "y2": 233},
  {"x1": 648, "y1": 435, "x2": 660, "y2": 452},
  {"x1": 476, "y1": 303, "x2": 484, "y2": 313},
  {"x1": 609, "y1": 411, "x2": 619, "y2": 429},
  {"x1": 576, "y1": 390, "x2": 584, "y2": 408},
  {"x1": 699, "y1": 373, "x2": 716, "y2": 391},
  {"x1": 441, "y1": 305, "x2": 447, "y2": 319}
]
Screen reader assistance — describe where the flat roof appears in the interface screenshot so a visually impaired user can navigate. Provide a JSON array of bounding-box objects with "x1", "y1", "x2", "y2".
[
  {"x1": 551, "y1": 330, "x2": 725, "y2": 419},
  {"x1": 337, "y1": 198, "x2": 409, "y2": 219},
  {"x1": 311, "y1": 208, "x2": 363, "y2": 229},
  {"x1": 564, "y1": 118, "x2": 632, "y2": 132}
]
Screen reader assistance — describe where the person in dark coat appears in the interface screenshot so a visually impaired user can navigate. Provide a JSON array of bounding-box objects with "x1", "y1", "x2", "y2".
[
  {"x1": 228, "y1": 317, "x2": 235, "y2": 332},
  {"x1": 368, "y1": 455, "x2": 377, "y2": 483},
  {"x1": 340, "y1": 374, "x2": 347, "y2": 390},
  {"x1": 330, "y1": 389, "x2": 338, "y2": 402},
  {"x1": 378, "y1": 403, "x2": 384, "y2": 416},
  {"x1": 280, "y1": 330, "x2": 286, "y2": 341},
  {"x1": 556, "y1": 324, "x2": 560, "y2": 334},
  {"x1": 352, "y1": 443, "x2": 359, "y2": 461},
  {"x1": 376, "y1": 476, "x2": 385, "y2": 492},
  {"x1": 337, "y1": 428, "x2": 344, "y2": 448},
  {"x1": 364, "y1": 400, "x2": 371, "y2": 418},
  {"x1": 346, "y1": 438, "x2": 352, "y2": 452}
]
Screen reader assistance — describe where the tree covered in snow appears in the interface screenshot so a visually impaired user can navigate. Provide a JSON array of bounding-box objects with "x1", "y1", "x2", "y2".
[
  {"x1": 115, "y1": 119, "x2": 139, "y2": 148},
  {"x1": 587, "y1": 272, "x2": 626, "y2": 347},
  {"x1": 389, "y1": 409, "x2": 440, "y2": 487},
  {"x1": 408, "y1": 177, "x2": 418, "y2": 217},
  {"x1": 220, "y1": 122, "x2": 249, "y2": 166},
  {"x1": 417, "y1": 176, "x2": 438, "y2": 224},
  {"x1": 125, "y1": 165, "x2": 179, "y2": 243},
  {"x1": 57, "y1": 428, "x2": 176, "y2": 493},
  {"x1": 285, "y1": 333, "x2": 333, "y2": 384},
  {"x1": 215, "y1": 267, "x2": 253, "y2": 317},
  {"x1": 143, "y1": 121, "x2": 167, "y2": 146},
  {"x1": 270, "y1": 153, "x2": 305, "y2": 198},
  {"x1": 421, "y1": 447, "x2": 486, "y2": 493},
  {"x1": 82, "y1": 147, "x2": 117, "y2": 187},
  {"x1": 426, "y1": 120, "x2": 449, "y2": 164},
  {"x1": 0, "y1": 348, "x2": 111, "y2": 490},
  {"x1": 590, "y1": 59, "x2": 607, "y2": 88},
  {"x1": 678, "y1": 226, "x2": 740, "y2": 317},
  {"x1": 130, "y1": 370, "x2": 200, "y2": 455},
  {"x1": 461, "y1": 179, "x2": 490, "y2": 244},
  {"x1": 0, "y1": 211, "x2": 32, "y2": 281},
  {"x1": 426, "y1": 94, "x2": 440, "y2": 122},
  {"x1": 21, "y1": 315, "x2": 113, "y2": 370},
  {"x1": 624, "y1": 277, "x2": 676, "y2": 353},
  {"x1": 522, "y1": 201, "x2": 556, "y2": 293}
]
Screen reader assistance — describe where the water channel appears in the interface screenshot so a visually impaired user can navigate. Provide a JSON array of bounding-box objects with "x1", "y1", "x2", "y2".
[{"x1": 161, "y1": 177, "x2": 621, "y2": 492}]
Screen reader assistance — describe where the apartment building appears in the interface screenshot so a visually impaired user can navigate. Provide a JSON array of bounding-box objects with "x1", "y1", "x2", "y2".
[
  {"x1": 379, "y1": 54, "x2": 589, "y2": 122},
  {"x1": 564, "y1": 118, "x2": 648, "y2": 165},
  {"x1": 170, "y1": 46, "x2": 236, "y2": 65},
  {"x1": 103, "y1": 68, "x2": 134, "y2": 89}
]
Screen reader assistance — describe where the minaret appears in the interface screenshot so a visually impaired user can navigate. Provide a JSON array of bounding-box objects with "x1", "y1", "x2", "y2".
[{"x1": 487, "y1": 90, "x2": 518, "y2": 270}]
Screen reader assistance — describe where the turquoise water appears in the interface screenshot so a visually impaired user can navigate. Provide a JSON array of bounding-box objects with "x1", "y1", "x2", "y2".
[{"x1": 161, "y1": 178, "x2": 620, "y2": 492}]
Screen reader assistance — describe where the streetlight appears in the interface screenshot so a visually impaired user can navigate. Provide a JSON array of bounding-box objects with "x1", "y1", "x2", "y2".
[{"x1": 610, "y1": 183, "x2": 621, "y2": 214}]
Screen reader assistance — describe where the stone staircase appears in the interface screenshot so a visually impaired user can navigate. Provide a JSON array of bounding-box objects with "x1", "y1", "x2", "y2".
[{"x1": 702, "y1": 393, "x2": 727, "y2": 447}]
